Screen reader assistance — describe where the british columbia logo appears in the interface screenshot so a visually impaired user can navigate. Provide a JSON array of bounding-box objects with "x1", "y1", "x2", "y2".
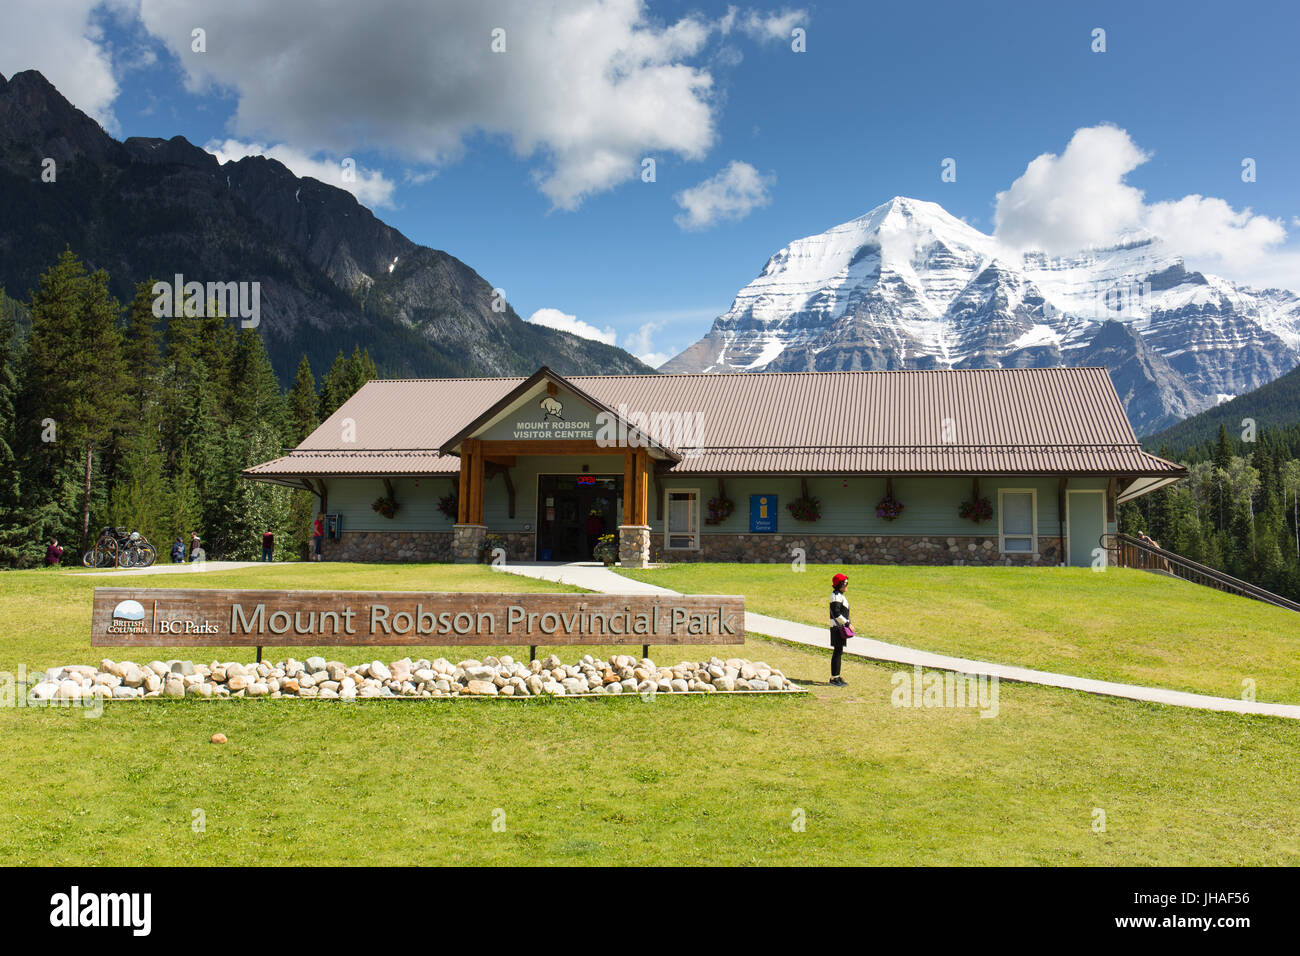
[{"x1": 108, "y1": 599, "x2": 147, "y2": 635}]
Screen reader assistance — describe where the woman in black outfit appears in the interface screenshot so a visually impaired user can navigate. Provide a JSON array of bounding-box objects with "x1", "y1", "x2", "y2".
[{"x1": 829, "y1": 572, "x2": 851, "y2": 686}]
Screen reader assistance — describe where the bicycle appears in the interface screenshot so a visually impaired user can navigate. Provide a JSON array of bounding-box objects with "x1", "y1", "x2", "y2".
[{"x1": 82, "y1": 527, "x2": 156, "y2": 569}]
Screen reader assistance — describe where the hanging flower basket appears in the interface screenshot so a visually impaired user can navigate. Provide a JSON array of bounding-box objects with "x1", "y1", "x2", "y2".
[
  {"x1": 875, "y1": 494, "x2": 904, "y2": 521},
  {"x1": 959, "y1": 496, "x2": 993, "y2": 523},
  {"x1": 705, "y1": 496, "x2": 735, "y2": 525},
  {"x1": 437, "y1": 493, "x2": 458, "y2": 520},
  {"x1": 371, "y1": 495, "x2": 400, "y2": 519},
  {"x1": 787, "y1": 495, "x2": 822, "y2": 522}
]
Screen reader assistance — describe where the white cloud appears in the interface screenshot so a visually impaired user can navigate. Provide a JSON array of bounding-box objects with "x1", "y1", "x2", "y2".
[
  {"x1": 731, "y1": 7, "x2": 805, "y2": 42},
  {"x1": 994, "y1": 124, "x2": 1292, "y2": 287},
  {"x1": 205, "y1": 139, "x2": 396, "y2": 209},
  {"x1": 0, "y1": 0, "x2": 121, "y2": 130},
  {"x1": 674, "y1": 160, "x2": 773, "y2": 230},
  {"x1": 134, "y1": 0, "x2": 808, "y2": 210},
  {"x1": 526, "y1": 308, "x2": 616, "y2": 346}
]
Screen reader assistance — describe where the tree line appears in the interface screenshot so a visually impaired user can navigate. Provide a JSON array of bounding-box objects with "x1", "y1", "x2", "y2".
[
  {"x1": 0, "y1": 249, "x2": 376, "y2": 567},
  {"x1": 1122, "y1": 423, "x2": 1300, "y2": 601}
]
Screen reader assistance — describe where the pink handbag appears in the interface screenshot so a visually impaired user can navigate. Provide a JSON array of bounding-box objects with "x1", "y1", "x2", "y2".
[{"x1": 841, "y1": 625, "x2": 855, "y2": 638}]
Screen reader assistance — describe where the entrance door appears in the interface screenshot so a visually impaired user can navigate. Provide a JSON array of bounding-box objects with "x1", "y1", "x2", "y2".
[
  {"x1": 1067, "y1": 490, "x2": 1106, "y2": 568},
  {"x1": 536, "y1": 475, "x2": 622, "y2": 561}
]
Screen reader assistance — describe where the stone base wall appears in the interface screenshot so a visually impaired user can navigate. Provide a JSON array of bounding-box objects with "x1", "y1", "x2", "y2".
[
  {"x1": 650, "y1": 533, "x2": 1067, "y2": 566},
  {"x1": 323, "y1": 531, "x2": 453, "y2": 562},
  {"x1": 322, "y1": 530, "x2": 1075, "y2": 567},
  {"x1": 618, "y1": 525, "x2": 651, "y2": 569},
  {"x1": 484, "y1": 532, "x2": 537, "y2": 563},
  {"x1": 452, "y1": 524, "x2": 487, "y2": 563}
]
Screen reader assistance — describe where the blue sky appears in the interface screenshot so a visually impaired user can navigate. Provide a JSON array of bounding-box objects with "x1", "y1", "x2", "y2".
[{"x1": 3, "y1": 0, "x2": 1298, "y2": 364}]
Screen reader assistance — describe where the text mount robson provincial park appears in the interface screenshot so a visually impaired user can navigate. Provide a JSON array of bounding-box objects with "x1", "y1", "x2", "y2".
[{"x1": 90, "y1": 589, "x2": 745, "y2": 659}]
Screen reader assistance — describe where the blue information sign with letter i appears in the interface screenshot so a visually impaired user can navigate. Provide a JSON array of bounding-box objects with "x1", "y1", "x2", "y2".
[{"x1": 750, "y1": 494, "x2": 777, "y2": 532}]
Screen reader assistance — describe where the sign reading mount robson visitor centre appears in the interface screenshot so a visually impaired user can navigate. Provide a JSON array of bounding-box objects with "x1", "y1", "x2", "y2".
[{"x1": 90, "y1": 588, "x2": 745, "y2": 647}]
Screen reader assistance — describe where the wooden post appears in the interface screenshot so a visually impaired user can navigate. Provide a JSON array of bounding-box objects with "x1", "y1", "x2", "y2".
[
  {"x1": 462, "y1": 447, "x2": 473, "y2": 522},
  {"x1": 635, "y1": 447, "x2": 649, "y2": 525},
  {"x1": 468, "y1": 438, "x2": 485, "y2": 524},
  {"x1": 623, "y1": 449, "x2": 635, "y2": 525}
]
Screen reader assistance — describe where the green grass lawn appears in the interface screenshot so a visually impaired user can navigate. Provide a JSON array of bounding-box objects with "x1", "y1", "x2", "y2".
[
  {"x1": 617, "y1": 563, "x2": 1300, "y2": 705},
  {"x1": 2, "y1": 562, "x2": 1299, "y2": 865}
]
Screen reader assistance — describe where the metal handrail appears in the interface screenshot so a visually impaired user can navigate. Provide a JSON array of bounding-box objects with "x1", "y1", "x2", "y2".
[{"x1": 1100, "y1": 532, "x2": 1300, "y2": 614}]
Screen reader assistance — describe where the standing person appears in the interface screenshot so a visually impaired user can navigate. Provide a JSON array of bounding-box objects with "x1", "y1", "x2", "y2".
[
  {"x1": 261, "y1": 527, "x2": 275, "y2": 562},
  {"x1": 44, "y1": 538, "x2": 63, "y2": 566},
  {"x1": 828, "y1": 572, "x2": 852, "y2": 687},
  {"x1": 584, "y1": 510, "x2": 604, "y2": 560},
  {"x1": 170, "y1": 537, "x2": 185, "y2": 563},
  {"x1": 311, "y1": 514, "x2": 324, "y2": 561},
  {"x1": 189, "y1": 531, "x2": 202, "y2": 562}
]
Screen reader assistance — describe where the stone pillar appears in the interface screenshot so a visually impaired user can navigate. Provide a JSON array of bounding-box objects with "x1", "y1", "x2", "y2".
[
  {"x1": 618, "y1": 524, "x2": 651, "y2": 569},
  {"x1": 452, "y1": 524, "x2": 487, "y2": 564}
]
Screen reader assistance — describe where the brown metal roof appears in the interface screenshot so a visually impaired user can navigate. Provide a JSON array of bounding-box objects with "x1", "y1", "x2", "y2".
[{"x1": 244, "y1": 367, "x2": 1185, "y2": 479}]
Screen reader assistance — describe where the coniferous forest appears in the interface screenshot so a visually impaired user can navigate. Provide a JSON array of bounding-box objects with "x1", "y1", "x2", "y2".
[
  {"x1": 0, "y1": 250, "x2": 375, "y2": 567},
  {"x1": 1121, "y1": 424, "x2": 1300, "y2": 601}
]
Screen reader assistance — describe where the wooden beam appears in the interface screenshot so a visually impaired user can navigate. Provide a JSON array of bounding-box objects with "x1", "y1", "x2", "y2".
[
  {"x1": 635, "y1": 447, "x2": 649, "y2": 525},
  {"x1": 546, "y1": 381, "x2": 558, "y2": 396},
  {"x1": 623, "y1": 449, "x2": 635, "y2": 525},
  {"x1": 483, "y1": 455, "x2": 516, "y2": 467},
  {"x1": 653, "y1": 473, "x2": 664, "y2": 521},
  {"x1": 478, "y1": 439, "x2": 626, "y2": 457},
  {"x1": 457, "y1": 450, "x2": 469, "y2": 523},
  {"x1": 468, "y1": 438, "x2": 485, "y2": 524}
]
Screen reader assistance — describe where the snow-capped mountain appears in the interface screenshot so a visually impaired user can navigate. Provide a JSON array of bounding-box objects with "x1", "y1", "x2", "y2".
[{"x1": 662, "y1": 197, "x2": 1300, "y2": 434}]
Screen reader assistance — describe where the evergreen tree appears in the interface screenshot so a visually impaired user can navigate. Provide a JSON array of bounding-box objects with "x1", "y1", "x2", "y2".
[
  {"x1": 286, "y1": 355, "x2": 319, "y2": 444},
  {"x1": 318, "y1": 349, "x2": 349, "y2": 420},
  {"x1": 0, "y1": 301, "x2": 58, "y2": 565},
  {"x1": 21, "y1": 251, "x2": 131, "y2": 547},
  {"x1": 1213, "y1": 424, "x2": 1233, "y2": 471},
  {"x1": 230, "y1": 328, "x2": 287, "y2": 439}
]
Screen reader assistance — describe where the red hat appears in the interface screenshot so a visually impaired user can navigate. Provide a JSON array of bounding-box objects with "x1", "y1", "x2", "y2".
[{"x1": 832, "y1": 573, "x2": 849, "y2": 587}]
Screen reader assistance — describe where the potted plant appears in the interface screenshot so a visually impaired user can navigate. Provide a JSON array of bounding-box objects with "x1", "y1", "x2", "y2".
[
  {"x1": 705, "y1": 496, "x2": 735, "y2": 525},
  {"x1": 875, "y1": 477, "x2": 904, "y2": 521},
  {"x1": 959, "y1": 496, "x2": 993, "y2": 523},
  {"x1": 437, "y1": 493, "x2": 458, "y2": 520},
  {"x1": 593, "y1": 533, "x2": 618, "y2": 566},
  {"x1": 875, "y1": 493, "x2": 904, "y2": 521},
  {"x1": 787, "y1": 494, "x2": 821, "y2": 522},
  {"x1": 480, "y1": 533, "x2": 508, "y2": 563},
  {"x1": 371, "y1": 495, "x2": 400, "y2": 519}
]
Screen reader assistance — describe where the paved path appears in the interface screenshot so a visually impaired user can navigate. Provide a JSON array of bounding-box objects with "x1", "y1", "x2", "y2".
[
  {"x1": 78, "y1": 560, "x2": 269, "y2": 577},
  {"x1": 497, "y1": 562, "x2": 1300, "y2": 720}
]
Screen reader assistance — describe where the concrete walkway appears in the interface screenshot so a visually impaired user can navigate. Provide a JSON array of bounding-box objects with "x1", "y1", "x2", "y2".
[
  {"x1": 78, "y1": 560, "x2": 269, "y2": 577},
  {"x1": 496, "y1": 562, "x2": 1300, "y2": 720}
]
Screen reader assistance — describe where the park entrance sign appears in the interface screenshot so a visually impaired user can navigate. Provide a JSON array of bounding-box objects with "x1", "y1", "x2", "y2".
[{"x1": 90, "y1": 588, "x2": 745, "y2": 648}]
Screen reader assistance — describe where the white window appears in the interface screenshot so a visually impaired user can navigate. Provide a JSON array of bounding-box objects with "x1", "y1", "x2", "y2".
[
  {"x1": 665, "y1": 489, "x2": 699, "y2": 550},
  {"x1": 999, "y1": 489, "x2": 1036, "y2": 553}
]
